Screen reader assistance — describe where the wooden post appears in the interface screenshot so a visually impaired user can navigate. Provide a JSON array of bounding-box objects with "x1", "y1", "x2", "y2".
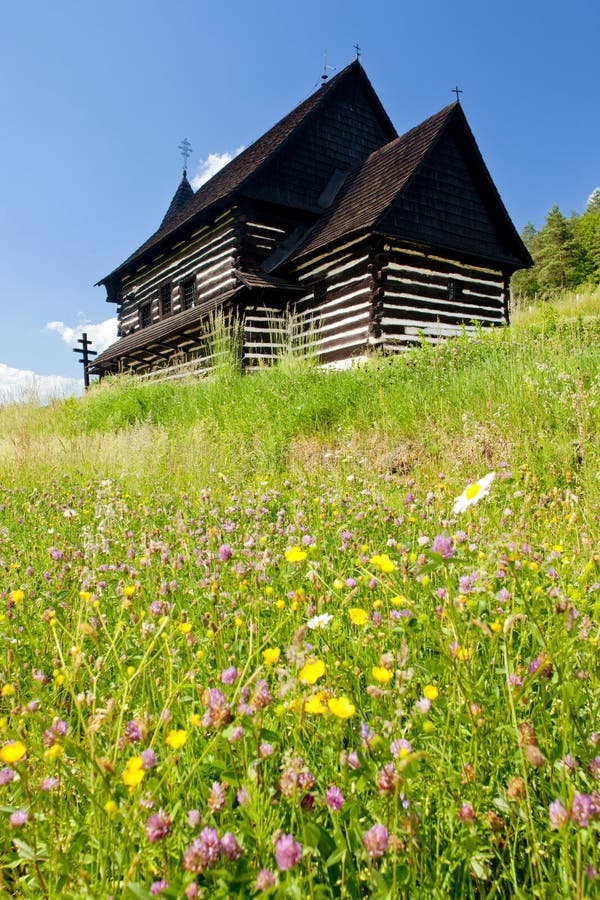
[{"x1": 73, "y1": 332, "x2": 97, "y2": 389}]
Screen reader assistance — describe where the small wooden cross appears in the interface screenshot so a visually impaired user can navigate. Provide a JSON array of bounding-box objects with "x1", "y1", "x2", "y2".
[{"x1": 452, "y1": 85, "x2": 463, "y2": 103}]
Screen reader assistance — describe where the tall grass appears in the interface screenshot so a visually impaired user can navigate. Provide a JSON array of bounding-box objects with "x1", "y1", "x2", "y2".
[{"x1": 1, "y1": 304, "x2": 599, "y2": 500}]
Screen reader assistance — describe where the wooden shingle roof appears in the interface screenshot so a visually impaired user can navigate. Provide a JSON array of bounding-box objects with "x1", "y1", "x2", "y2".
[
  {"x1": 287, "y1": 104, "x2": 456, "y2": 261},
  {"x1": 159, "y1": 173, "x2": 195, "y2": 229},
  {"x1": 98, "y1": 61, "x2": 395, "y2": 286},
  {"x1": 286, "y1": 102, "x2": 532, "y2": 270}
]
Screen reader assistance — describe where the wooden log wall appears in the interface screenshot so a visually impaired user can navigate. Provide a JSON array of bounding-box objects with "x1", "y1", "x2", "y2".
[
  {"x1": 289, "y1": 236, "x2": 372, "y2": 365},
  {"x1": 242, "y1": 303, "x2": 289, "y2": 368},
  {"x1": 374, "y1": 244, "x2": 507, "y2": 350},
  {"x1": 118, "y1": 209, "x2": 240, "y2": 341}
]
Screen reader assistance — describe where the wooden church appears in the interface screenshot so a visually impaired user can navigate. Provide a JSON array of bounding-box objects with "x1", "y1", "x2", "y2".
[{"x1": 91, "y1": 61, "x2": 532, "y2": 378}]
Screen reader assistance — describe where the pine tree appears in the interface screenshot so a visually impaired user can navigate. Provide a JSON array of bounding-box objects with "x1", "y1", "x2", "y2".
[
  {"x1": 586, "y1": 187, "x2": 600, "y2": 217},
  {"x1": 535, "y1": 205, "x2": 578, "y2": 291}
]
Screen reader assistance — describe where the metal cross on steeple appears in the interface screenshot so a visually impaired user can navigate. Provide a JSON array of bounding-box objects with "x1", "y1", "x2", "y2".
[
  {"x1": 178, "y1": 138, "x2": 193, "y2": 175},
  {"x1": 452, "y1": 85, "x2": 463, "y2": 103},
  {"x1": 354, "y1": 43, "x2": 362, "y2": 60}
]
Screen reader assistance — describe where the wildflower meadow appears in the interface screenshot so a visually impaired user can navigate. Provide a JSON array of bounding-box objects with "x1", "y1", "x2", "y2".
[{"x1": 1, "y1": 293, "x2": 600, "y2": 898}]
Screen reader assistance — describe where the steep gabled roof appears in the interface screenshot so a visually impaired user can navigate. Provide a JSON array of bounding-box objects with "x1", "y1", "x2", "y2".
[
  {"x1": 287, "y1": 104, "x2": 455, "y2": 261},
  {"x1": 287, "y1": 103, "x2": 533, "y2": 270},
  {"x1": 98, "y1": 60, "x2": 396, "y2": 286}
]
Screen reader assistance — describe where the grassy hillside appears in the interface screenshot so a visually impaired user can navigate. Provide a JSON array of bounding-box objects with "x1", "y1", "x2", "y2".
[{"x1": 1, "y1": 292, "x2": 599, "y2": 898}]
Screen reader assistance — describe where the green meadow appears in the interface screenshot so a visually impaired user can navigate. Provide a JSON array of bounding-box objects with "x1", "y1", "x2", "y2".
[{"x1": 1, "y1": 290, "x2": 600, "y2": 898}]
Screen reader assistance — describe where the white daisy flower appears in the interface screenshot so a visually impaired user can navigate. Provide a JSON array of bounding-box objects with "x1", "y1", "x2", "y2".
[
  {"x1": 453, "y1": 472, "x2": 495, "y2": 514},
  {"x1": 306, "y1": 613, "x2": 333, "y2": 630}
]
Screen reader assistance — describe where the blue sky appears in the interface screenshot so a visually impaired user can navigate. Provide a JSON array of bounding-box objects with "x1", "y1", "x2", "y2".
[{"x1": 1, "y1": 0, "x2": 598, "y2": 401}]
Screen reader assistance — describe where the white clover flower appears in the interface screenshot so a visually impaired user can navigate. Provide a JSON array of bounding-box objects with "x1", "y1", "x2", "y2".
[
  {"x1": 453, "y1": 472, "x2": 495, "y2": 514},
  {"x1": 306, "y1": 613, "x2": 333, "y2": 630}
]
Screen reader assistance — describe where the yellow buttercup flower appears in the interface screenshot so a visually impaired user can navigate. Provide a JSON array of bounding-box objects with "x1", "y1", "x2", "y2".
[
  {"x1": 44, "y1": 743, "x2": 64, "y2": 761},
  {"x1": 262, "y1": 648, "x2": 280, "y2": 665},
  {"x1": 371, "y1": 666, "x2": 393, "y2": 684},
  {"x1": 370, "y1": 554, "x2": 396, "y2": 574},
  {"x1": 122, "y1": 585, "x2": 137, "y2": 598},
  {"x1": 178, "y1": 622, "x2": 192, "y2": 634},
  {"x1": 1, "y1": 685, "x2": 15, "y2": 697},
  {"x1": 333, "y1": 578, "x2": 345, "y2": 591},
  {"x1": 165, "y1": 729, "x2": 187, "y2": 750},
  {"x1": 328, "y1": 696, "x2": 356, "y2": 719},
  {"x1": 349, "y1": 608, "x2": 368, "y2": 626},
  {"x1": 0, "y1": 740, "x2": 27, "y2": 764},
  {"x1": 304, "y1": 694, "x2": 327, "y2": 715},
  {"x1": 103, "y1": 800, "x2": 118, "y2": 817},
  {"x1": 284, "y1": 546, "x2": 307, "y2": 563},
  {"x1": 423, "y1": 684, "x2": 439, "y2": 701},
  {"x1": 299, "y1": 659, "x2": 325, "y2": 685},
  {"x1": 10, "y1": 590, "x2": 24, "y2": 604},
  {"x1": 122, "y1": 756, "x2": 145, "y2": 787}
]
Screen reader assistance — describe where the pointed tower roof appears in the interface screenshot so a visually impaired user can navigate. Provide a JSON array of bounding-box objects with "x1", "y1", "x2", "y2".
[{"x1": 159, "y1": 173, "x2": 194, "y2": 229}]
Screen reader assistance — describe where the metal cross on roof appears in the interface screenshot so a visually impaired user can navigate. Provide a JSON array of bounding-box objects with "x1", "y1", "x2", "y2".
[
  {"x1": 321, "y1": 50, "x2": 336, "y2": 84},
  {"x1": 354, "y1": 43, "x2": 362, "y2": 60},
  {"x1": 452, "y1": 85, "x2": 463, "y2": 103},
  {"x1": 178, "y1": 138, "x2": 192, "y2": 174}
]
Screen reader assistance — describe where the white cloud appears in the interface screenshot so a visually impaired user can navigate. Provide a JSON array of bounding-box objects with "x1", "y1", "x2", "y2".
[
  {"x1": 0, "y1": 362, "x2": 83, "y2": 406},
  {"x1": 191, "y1": 147, "x2": 244, "y2": 190},
  {"x1": 45, "y1": 316, "x2": 118, "y2": 353}
]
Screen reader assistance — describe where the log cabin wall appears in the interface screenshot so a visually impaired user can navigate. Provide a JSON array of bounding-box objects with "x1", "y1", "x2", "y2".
[
  {"x1": 374, "y1": 243, "x2": 507, "y2": 349},
  {"x1": 288, "y1": 236, "x2": 373, "y2": 364},
  {"x1": 117, "y1": 209, "x2": 240, "y2": 345},
  {"x1": 242, "y1": 302, "x2": 288, "y2": 368}
]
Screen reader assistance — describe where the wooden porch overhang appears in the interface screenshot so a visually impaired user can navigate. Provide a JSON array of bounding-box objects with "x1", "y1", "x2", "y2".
[{"x1": 90, "y1": 287, "x2": 243, "y2": 374}]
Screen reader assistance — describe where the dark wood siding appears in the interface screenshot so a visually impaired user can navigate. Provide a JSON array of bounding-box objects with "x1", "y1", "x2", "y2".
[
  {"x1": 287, "y1": 236, "x2": 372, "y2": 364},
  {"x1": 117, "y1": 209, "x2": 239, "y2": 341},
  {"x1": 379, "y1": 123, "x2": 515, "y2": 263},
  {"x1": 375, "y1": 243, "x2": 506, "y2": 349}
]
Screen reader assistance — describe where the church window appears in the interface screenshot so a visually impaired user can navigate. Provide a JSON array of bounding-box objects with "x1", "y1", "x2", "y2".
[
  {"x1": 182, "y1": 277, "x2": 196, "y2": 310},
  {"x1": 160, "y1": 283, "x2": 172, "y2": 317},
  {"x1": 140, "y1": 302, "x2": 152, "y2": 328}
]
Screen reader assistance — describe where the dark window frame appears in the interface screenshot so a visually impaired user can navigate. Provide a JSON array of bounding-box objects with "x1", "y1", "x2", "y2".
[
  {"x1": 312, "y1": 278, "x2": 327, "y2": 306},
  {"x1": 447, "y1": 279, "x2": 462, "y2": 301},
  {"x1": 160, "y1": 282, "x2": 172, "y2": 318},
  {"x1": 181, "y1": 276, "x2": 197, "y2": 310},
  {"x1": 139, "y1": 302, "x2": 152, "y2": 329}
]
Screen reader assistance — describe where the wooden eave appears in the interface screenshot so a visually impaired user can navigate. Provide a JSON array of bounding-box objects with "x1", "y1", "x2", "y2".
[
  {"x1": 234, "y1": 269, "x2": 303, "y2": 291},
  {"x1": 89, "y1": 286, "x2": 243, "y2": 373}
]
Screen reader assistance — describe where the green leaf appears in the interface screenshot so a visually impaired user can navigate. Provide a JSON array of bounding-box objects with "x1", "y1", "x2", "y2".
[
  {"x1": 326, "y1": 846, "x2": 346, "y2": 867},
  {"x1": 469, "y1": 853, "x2": 491, "y2": 881},
  {"x1": 125, "y1": 883, "x2": 153, "y2": 900}
]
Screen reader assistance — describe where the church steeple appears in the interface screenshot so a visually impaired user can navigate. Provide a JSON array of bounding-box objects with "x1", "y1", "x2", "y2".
[{"x1": 159, "y1": 173, "x2": 194, "y2": 229}]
